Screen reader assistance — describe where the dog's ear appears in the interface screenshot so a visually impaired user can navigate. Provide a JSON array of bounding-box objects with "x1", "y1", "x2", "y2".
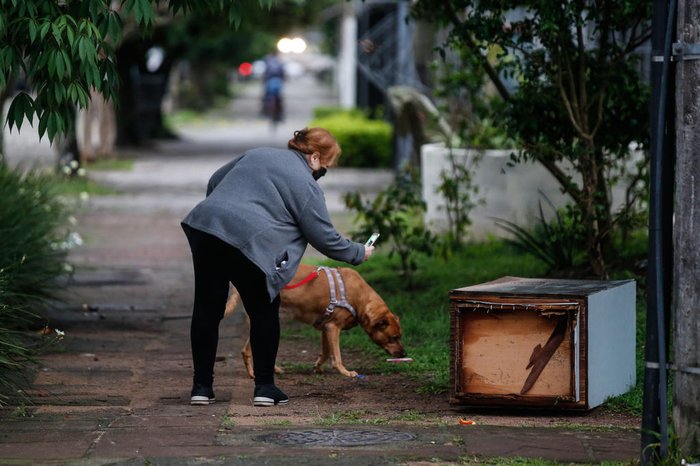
[{"x1": 374, "y1": 319, "x2": 389, "y2": 330}]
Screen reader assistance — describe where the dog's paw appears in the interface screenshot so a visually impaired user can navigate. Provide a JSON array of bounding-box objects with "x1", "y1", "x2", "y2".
[
  {"x1": 274, "y1": 365, "x2": 284, "y2": 374},
  {"x1": 313, "y1": 365, "x2": 325, "y2": 374},
  {"x1": 347, "y1": 370, "x2": 358, "y2": 377}
]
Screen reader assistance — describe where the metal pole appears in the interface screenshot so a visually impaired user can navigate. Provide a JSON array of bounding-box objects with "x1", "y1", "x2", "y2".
[{"x1": 641, "y1": 0, "x2": 676, "y2": 462}]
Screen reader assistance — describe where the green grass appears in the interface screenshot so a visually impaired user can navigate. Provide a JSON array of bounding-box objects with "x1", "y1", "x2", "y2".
[
  {"x1": 313, "y1": 408, "x2": 425, "y2": 426},
  {"x1": 457, "y1": 457, "x2": 634, "y2": 465},
  {"x1": 87, "y1": 157, "x2": 134, "y2": 172},
  {"x1": 52, "y1": 174, "x2": 119, "y2": 196},
  {"x1": 298, "y1": 239, "x2": 648, "y2": 416},
  {"x1": 165, "y1": 109, "x2": 207, "y2": 127}
]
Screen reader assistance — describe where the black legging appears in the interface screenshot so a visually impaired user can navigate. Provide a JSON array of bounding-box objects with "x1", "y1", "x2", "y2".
[{"x1": 183, "y1": 224, "x2": 280, "y2": 387}]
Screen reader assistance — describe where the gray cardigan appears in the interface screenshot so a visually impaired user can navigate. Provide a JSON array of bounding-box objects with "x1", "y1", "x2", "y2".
[{"x1": 182, "y1": 147, "x2": 365, "y2": 301}]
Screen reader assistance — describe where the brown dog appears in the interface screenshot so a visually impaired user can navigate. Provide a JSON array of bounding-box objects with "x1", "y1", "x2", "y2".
[{"x1": 224, "y1": 263, "x2": 406, "y2": 377}]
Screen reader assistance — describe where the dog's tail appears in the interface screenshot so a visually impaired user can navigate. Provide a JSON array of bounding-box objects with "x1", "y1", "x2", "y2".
[{"x1": 223, "y1": 284, "x2": 241, "y2": 319}]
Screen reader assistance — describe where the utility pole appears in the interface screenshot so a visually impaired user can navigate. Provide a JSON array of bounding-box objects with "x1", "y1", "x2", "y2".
[{"x1": 673, "y1": 0, "x2": 700, "y2": 457}]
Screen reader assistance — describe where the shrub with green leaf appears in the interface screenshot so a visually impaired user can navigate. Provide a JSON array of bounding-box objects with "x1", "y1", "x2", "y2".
[
  {"x1": 0, "y1": 164, "x2": 74, "y2": 403},
  {"x1": 435, "y1": 147, "x2": 482, "y2": 252},
  {"x1": 493, "y1": 195, "x2": 587, "y2": 275},
  {"x1": 310, "y1": 109, "x2": 392, "y2": 168},
  {"x1": 344, "y1": 171, "x2": 434, "y2": 288}
]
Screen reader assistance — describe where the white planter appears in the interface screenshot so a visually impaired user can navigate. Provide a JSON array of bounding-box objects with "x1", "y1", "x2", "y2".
[{"x1": 421, "y1": 142, "x2": 574, "y2": 239}]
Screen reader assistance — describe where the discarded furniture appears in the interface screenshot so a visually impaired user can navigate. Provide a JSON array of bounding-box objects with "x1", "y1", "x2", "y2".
[{"x1": 449, "y1": 276, "x2": 636, "y2": 410}]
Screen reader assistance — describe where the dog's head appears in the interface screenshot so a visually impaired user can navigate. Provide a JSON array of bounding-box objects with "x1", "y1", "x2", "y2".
[
  {"x1": 368, "y1": 313, "x2": 406, "y2": 358},
  {"x1": 337, "y1": 267, "x2": 406, "y2": 358}
]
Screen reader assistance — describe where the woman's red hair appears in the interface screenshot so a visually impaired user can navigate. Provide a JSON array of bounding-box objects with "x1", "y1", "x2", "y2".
[{"x1": 288, "y1": 127, "x2": 341, "y2": 166}]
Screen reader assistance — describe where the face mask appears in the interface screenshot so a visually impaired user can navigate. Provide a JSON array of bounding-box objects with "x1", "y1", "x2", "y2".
[{"x1": 312, "y1": 167, "x2": 327, "y2": 180}]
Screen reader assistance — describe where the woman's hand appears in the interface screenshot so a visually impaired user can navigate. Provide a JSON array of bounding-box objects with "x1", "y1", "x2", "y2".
[{"x1": 363, "y1": 245, "x2": 375, "y2": 261}]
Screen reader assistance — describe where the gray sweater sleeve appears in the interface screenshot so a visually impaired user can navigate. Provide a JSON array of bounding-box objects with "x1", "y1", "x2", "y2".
[{"x1": 297, "y1": 189, "x2": 365, "y2": 265}]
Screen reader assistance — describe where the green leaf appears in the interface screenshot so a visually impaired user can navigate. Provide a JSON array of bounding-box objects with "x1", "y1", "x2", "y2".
[
  {"x1": 88, "y1": 0, "x2": 103, "y2": 20},
  {"x1": 54, "y1": 83, "x2": 65, "y2": 104},
  {"x1": 55, "y1": 51, "x2": 65, "y2": 79},
  {"x1": 61, "y1": 50, "x2": 72, "y2": 79},
  {"x1": 6, "y1": 93, "x2": 24, "y2": 132},
  {"x1": 78, "y1": 36, "x2": 86, "y2": 61},
  {"x1": 51, "y1": 22, "x2": 62, "y2": 45},
  {"x1": 47, "y1": 50, "x2": 56, "y2": 78},
  {"x1": 76, "y1": 85, "x2": 90, "y2": 108},
  {"x1": 66, "y1": 23, "x2": 75, "y2": 46},
  {"x1": 28, "y1": 19, "x2": 38, "y2": 43},
  {"x1": 39, "y1": 21, "x2": 51, "y2": 40},
  {"x1": 46, "y1": 111, "x2": 57, "y2": 141},
  {"x1": 106, "y1": 13, "x2": 122, "y2": 43},
  {"x1": 68, "y1": 83, "x2": 77, "y2": 102},
  {"x1": 37, "y1": 108, "x2": 49, "y2": 139},
  {"x1": 228, "y1": 4, "x2": 242, "y2": 29}
]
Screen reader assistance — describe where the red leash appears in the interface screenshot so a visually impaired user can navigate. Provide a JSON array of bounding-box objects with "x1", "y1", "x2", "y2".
[{"x1": 283, "y1": 270, "x2": 319, "y2": 290}]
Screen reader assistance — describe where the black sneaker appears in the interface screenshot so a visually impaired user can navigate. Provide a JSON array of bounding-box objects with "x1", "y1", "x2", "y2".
[
  {"x1": 253, "y1": 384, "x2": 288, "y2": 407},
  {"x1": 190, "y1": 384, "x2": 215, "y2": 405}
]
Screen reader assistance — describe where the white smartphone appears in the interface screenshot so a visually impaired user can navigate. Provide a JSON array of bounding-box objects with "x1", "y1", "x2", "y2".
[{"x1": 365, "y1": 232, "x2": 380, "y2": 247}]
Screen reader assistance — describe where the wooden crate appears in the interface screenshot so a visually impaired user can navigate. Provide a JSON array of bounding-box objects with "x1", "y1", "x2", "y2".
[{"x1": 449, "y1": 276, "x2": 636, "y2": 410}]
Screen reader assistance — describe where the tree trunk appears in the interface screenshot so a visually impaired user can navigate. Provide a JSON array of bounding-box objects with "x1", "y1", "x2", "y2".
[
  {"x1": 594, "y1": 149, "x2": 613, "y2": 278},
  {"x1": 579, "y1": 152, "x2": 608, "y2": 279},
  {"x1": 115, "y1": 27, "x2": 176, "y2": 147},
  {"x1": 673, "y1": 0, "x2": 700, "y2": 456}
]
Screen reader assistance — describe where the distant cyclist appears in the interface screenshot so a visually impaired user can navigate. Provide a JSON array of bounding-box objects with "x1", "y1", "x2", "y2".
[{"x1": 262, "y1": 51, "x2": 285, "y2": 125}]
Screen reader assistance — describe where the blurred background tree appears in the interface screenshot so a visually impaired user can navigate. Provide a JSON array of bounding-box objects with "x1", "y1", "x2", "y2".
[{"x1": 0, "y1": 0, "x2": 335, "y2": 158}]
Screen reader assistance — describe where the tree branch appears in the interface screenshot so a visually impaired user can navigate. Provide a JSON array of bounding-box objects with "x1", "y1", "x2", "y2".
[
  {"x1": 440, "y1": 0, "x2": 511, "y2": 101},
  {"x1": 576, "y1": 15, "x2": 589, "y2": 135},
  {"x1": 555, "y1": 64, "x2": 591, "y2": 142},
  {"x1": 522, "y1": 142, "x2": 583, "y2": 207}
]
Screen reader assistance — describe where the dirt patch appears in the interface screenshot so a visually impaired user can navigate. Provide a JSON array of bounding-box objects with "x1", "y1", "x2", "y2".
[{"x1": 224, "y1": 316, "x2": 640, "y2": 432}]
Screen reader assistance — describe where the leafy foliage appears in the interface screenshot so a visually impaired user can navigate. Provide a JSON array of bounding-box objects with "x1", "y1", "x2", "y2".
[
  {"x1": 344, "y1": 171, "x2": 434, "y2": 288},
  {"x1": 0, "y1": 164, "x2": 75, "y2": 404},
  {"x1": 311, "y1": 109, "x2": 393, "y2": 168},
  {"x1": 0, "y1": 0, "x2": 272, "y2": 143},
  {"x1": 494, "y1": 195, "x2": 586, "y2": 273},
  {"x1": 411, "y1": 0, "x2": 653, "y2": 277},
  {"x1": 435, "y1": 147, "x2": 482, "y2": 250}
]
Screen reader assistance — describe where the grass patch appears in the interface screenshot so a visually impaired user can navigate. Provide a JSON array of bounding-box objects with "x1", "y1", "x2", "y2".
[
  {"x1": 261, "y1": 419, "x2": 292, "y2": 426},
  {"x1": 52, "y1": 174, "x2": 119, "y2": 196},
  {"x1": 87, "y1": 157, "x2": 134, "y2": 172},
  {"x1": 314, "y1": 409, "x2": 389, "y2": 426},
  {"x1": 313, "y1": 408, "x2": 427, "y2": 426},
  {"x1": 457, "y1": 456, "x2": 631, "y2": 465},
  {"x1": 165, "y1": 109, "x2": 207, "y2": 127},
  {"x1": 221, "y1": 414, "x2": 236, "y2": 429}
]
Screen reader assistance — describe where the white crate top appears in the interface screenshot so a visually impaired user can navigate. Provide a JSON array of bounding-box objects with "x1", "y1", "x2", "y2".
[{"x1": 451, "y1": 276, "x2": 635, "y2": 298}]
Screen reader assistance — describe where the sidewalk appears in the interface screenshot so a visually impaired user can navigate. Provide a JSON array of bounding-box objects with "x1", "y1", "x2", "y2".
[{"x1": 0, "y1": 76, "x2": 641, "y2": 465}]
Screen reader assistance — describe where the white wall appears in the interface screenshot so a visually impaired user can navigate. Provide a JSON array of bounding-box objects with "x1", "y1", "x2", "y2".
[
  {"x1": 421, "y1": 143, "x2": 572, "y2": 240},
  {"x1": 421, "y1": 142, "x2": 642, "y2": 240}
]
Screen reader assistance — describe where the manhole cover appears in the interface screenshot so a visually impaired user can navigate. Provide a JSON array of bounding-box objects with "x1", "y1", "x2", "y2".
[{"x1": 254, "y1": 429, "x2": 415, "y2": 446}]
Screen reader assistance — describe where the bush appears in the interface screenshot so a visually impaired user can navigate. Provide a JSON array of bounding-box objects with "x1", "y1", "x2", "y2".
[
  {"x1": 0, "y1": 163, "x2": 74, "y2": 403},
  {"x1": 310, "y1": 109, "x2": 392, "y2": 168},
  {"x1": 344, "y1": 171, "x2": 434, "y2": 289}
]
